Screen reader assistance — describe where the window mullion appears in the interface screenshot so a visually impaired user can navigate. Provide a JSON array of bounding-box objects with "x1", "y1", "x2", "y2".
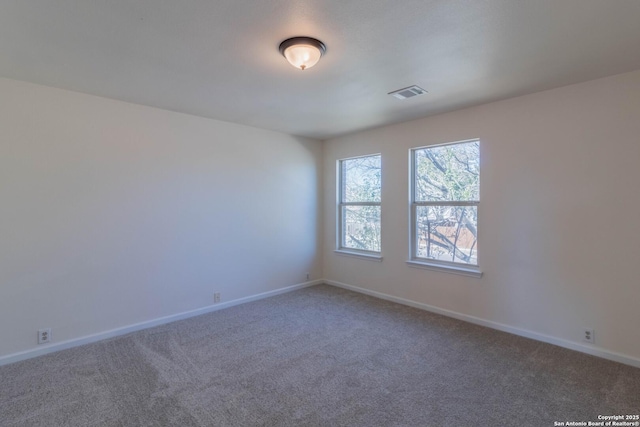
[
  {"x1": 342, "y1": 202, "x2": 381, "y2": 207},
  {"x1": 414, "y1": 201, "x2": 478, "y2": 207}
]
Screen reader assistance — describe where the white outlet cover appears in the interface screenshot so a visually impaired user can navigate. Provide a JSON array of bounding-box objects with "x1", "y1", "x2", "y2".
[{"x1": 38, "y1": 328, "x2": 52, "y2": 344}]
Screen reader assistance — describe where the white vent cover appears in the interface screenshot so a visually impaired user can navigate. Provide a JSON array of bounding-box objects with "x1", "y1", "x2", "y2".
[{"x1": 388, "y1": 85, "x2": 427, "y2": 100}]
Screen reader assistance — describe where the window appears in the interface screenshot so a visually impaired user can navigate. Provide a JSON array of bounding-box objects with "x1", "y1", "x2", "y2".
[
  {"x1": 337, "y1": 154, "x2": 382, "y2": 256},
  {"x1": 409, "y1": 140, "x2": 480, "y2": 276}
]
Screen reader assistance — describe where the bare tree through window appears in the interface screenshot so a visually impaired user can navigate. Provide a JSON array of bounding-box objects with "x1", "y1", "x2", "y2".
[
  {"x1": 412, "y1": 140, "x2": 479, "y2": 265},
  {"x1": 338, "y1": 154, "x2": 381, "y2": 253}
]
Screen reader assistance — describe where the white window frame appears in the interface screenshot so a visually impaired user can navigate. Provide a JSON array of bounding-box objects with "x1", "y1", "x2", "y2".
[
  {"x1": 407, "y1": 139, "x2": 482, "y2": 277},
  {"x1": 335, "y1": 153, "x2": 382, "y2": 261}
]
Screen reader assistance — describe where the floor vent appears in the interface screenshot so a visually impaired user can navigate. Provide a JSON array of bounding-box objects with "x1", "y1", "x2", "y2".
[{"x1": 388, "y1": 85, "x2": 427, "y2": 100}]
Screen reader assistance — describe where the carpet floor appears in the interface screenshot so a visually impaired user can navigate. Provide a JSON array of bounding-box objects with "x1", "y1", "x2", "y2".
[{"x1": 1, "y1": 284, "x2": 639, "y2": 426}]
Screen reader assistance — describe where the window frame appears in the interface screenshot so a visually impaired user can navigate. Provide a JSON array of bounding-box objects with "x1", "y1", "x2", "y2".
[
  {"x1": 408, "y1": 139, "x2": 482, "y2": 277},
  {"x1": 336, "y1": 153, "x2": 382, "y2": 260}
]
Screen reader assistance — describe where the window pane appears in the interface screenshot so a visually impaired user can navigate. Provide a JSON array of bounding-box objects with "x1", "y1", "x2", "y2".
[
  {"x1": 416, "y1": 205, "x2": 478, "y2": 265},
  {"x1": 414, "y1": 141, "x2": 479, "y2": 202},
  {"x1": 342, "y1": 205, "x2": 381, "y2": 252},
  {"x1": 341, "y1": 155, "x2": 381, "y2": 203}
]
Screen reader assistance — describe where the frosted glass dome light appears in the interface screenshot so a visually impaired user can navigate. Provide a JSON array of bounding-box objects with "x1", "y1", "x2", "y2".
[{"x1": 279, "y1": 37, "x2": 326, "y2": 71}]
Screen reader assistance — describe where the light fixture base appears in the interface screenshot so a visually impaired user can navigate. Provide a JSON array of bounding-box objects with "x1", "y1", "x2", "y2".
[{"x1": 279, "y1": 37, "x2": 326, "y2": 56}]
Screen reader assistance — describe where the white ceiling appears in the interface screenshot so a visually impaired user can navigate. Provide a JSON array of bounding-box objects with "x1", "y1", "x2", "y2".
[{"x1": 1, "y1": 1, "x2": 640, "y2": 140}]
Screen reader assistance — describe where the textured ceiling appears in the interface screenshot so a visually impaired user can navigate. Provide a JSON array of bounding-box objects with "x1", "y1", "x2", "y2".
[{"x1": 1, "y1": 0, "x2": 640, "y2": 140}]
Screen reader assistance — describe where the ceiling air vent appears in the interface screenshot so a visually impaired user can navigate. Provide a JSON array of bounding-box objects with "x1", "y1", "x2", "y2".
[{"x1": 388, "y1": 85, "x2": 427, "y2": 100}]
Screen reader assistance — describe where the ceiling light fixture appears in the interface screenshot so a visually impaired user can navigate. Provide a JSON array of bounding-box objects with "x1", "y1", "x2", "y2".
[{"x1": 279, "y1": 37, "x2": 326, "y2": 71}]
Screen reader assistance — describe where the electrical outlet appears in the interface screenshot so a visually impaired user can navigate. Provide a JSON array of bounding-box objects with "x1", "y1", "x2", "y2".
[
  {"x1": 583, "y1": 328, "x2": 594, "y2": 344},
  {"x1": 38, "y1": 328, "x2": 51, "y2": 344},
  {"x1": 306, "y1": 272, "x2": 310, "y2": 281},
  {"x1": 214, "y1": 292, "x2": 221, "y2": 304}
]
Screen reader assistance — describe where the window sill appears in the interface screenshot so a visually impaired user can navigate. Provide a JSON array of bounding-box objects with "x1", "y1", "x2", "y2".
[
  {"x1": 334, "y1": 250, "x2": 383, "y2": 262},
  {"x1": 406, "y1": 260, "x2": 482, "y2": 278}
]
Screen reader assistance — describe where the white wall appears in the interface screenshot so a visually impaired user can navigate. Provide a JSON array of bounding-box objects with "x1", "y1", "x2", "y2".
[
  {"x1": 0, "y1": 77, "x2": 322, "y2": 358},
  {"x1": 3, "y1": 69, "x2": 640, "y2": 365},
  {"x1": 323, "y1": 70, "x2": 640, "y2": 363}
]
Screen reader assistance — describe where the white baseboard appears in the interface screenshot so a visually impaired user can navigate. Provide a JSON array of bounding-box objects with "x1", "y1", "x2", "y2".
[
  {"x1": 324, "y1": 279, "x2": 640, "y2": 369},
  {"x1": 0, "y1": 279, "x2": 323, "y2": 367},
  {"x1": 5, "y1": 278, "x2": 639, "y2": 370}
]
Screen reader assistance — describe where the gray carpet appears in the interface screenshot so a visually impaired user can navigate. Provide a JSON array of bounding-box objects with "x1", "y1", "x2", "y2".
[{"x1": 1, "y1": 284, "x2": 639, "y2": 426}]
